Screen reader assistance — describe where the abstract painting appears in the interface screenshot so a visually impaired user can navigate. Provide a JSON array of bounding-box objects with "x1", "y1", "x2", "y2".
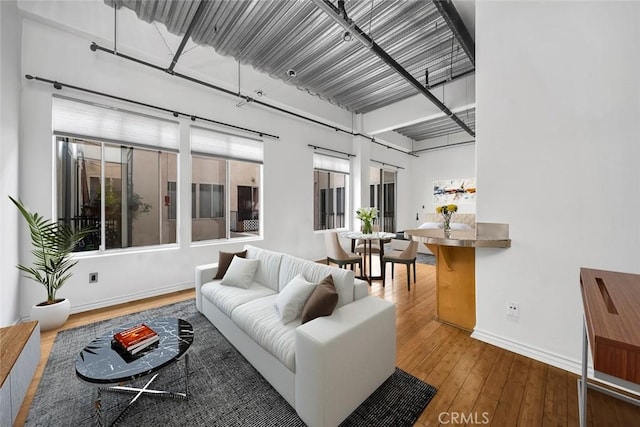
[{"x1": 433, "y1": 178, "x2": 476, "y2": 205}]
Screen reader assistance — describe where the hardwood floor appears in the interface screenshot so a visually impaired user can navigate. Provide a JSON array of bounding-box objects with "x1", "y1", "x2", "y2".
[{"x1": 15, "y1": 262, "x2": 640, "y2": 426}]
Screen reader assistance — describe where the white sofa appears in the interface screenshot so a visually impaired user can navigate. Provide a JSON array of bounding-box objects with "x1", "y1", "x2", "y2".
[{"x1": 195, "y1": 245, "x2": 396, "y2": 427}]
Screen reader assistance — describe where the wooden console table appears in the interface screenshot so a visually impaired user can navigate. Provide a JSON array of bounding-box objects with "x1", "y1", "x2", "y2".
[
  {"x1": 579, "y1": 268, "x2": 640, "y2": 426},
  {"x1": 406, "y1": 223, "x2": 510, "y2": 330}
]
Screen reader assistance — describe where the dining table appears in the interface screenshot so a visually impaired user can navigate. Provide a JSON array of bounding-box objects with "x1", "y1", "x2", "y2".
[{"x1": 340, "y1": 231, "x2": 396, "y2": 284}]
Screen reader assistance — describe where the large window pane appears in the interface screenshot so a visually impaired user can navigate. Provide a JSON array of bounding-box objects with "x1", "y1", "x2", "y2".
[
  {"x1": 314, "y1": 170, "x2": 348, "y2": 230},
  {"x1": 191, "y1": 156, "x2": 260, "y2": 241},
  {"x1": 57, "y1": 138, "x2": 102, "y2": 251},
  {"x1": 57, "y1": 137, "x2": 177, "y2": 251},
  {"x1": 191, "y1": 156, "x2": 226, "y2": 241}
]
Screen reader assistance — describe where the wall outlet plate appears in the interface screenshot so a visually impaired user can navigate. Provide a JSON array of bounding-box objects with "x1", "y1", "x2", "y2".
[
  {"x1": 89, "y1": 272, "x2": 98, "y2": 283},
  {"x1": 507, "y1": 301, "x2": 519, "y2": 318}
]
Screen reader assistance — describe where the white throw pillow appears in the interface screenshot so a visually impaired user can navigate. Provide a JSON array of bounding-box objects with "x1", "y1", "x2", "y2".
[
  {"x1": 220, "y1": 256, "x2": 259, "y2": 289},
  {"x1": 419, "y1": 222, "x2": 443, "y2": 229},
  {"x1": 275, "y1": 273, "x2": 317, "y2": 324}
]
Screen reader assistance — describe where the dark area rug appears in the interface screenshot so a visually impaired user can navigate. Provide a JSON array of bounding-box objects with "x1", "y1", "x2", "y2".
[{"x1": 26, "y1": 299, "x2": 437, "y2": 426}]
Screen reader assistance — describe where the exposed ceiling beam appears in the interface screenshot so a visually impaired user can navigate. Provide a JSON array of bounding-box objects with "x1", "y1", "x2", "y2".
[
  {"x1": 433, "y1": 0, "x2": 475, "y2": 66},
  {"x1": 168, "y1": 0, "x2": 208, "y2": 72},
  {"x1": 311, "y1": 0, "x2": 475, "y2": 138}
]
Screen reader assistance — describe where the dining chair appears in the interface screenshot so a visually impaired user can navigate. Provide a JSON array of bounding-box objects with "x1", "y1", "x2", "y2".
[
  {"x1": 324, "y1": 231, "x2": 363, "y2": 274},
  {"x1": 382, "y1": 240, "x2": 419, "y2": 290}
]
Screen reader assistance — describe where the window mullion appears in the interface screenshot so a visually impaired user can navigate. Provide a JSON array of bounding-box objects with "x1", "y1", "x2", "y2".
[{"x1": 100, "y1": 143, "x2": 106, "y2": 252}]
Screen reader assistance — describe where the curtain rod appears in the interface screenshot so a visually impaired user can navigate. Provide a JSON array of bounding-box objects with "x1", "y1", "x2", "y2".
[
  {"x1": 356, "y1": 134, "x2": 419, "y2": 157},
  {"x1": 370, "y1": 159, "x2": 405, "y2": 170},
  {"x1": 308, "y1": 144, "x2": 355, "y2": 158},
  {"x1": 24, "y1": 74, "x2": 280, "y2": 140},
  {"x1": 410, "y1": 140, "x2": 475, "y2": 154},
  {"x1": 89, "y1": 42, "x2": 418, "y2": 157}
]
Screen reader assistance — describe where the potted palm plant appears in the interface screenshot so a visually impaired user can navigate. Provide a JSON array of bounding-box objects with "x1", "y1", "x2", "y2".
[{"x1": 10, "y1": 196, "x2": 94, "y2": 331}]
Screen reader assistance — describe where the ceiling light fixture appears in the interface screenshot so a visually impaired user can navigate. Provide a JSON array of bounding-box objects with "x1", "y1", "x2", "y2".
[
  {"x1": 342, "y1": 31, "x2": 352, "y2": 42},
  {"x1": 287, "y1": 69, "x2": 297, "y2": 78}
]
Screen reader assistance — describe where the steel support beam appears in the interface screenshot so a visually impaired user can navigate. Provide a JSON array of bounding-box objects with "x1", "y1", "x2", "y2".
[
  {"x1": 432, "y1": 0, "x2": 475, "y2": 66},
  {"x1": 312, "y1": 0, "x2": 475, "y2": 138},
  {"x1": 168, "y1": 0, "x2": 209, "y2": 72}
]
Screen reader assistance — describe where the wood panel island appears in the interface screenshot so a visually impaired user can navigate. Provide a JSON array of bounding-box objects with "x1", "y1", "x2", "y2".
[{"x1": 405, "y1": 223, "x2": 510, "y2": 330}]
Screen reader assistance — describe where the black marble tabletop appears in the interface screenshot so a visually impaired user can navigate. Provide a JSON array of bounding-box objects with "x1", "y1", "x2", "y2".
[{"x1": 75, "y1": 317, "x2": 194, "y2": 384}]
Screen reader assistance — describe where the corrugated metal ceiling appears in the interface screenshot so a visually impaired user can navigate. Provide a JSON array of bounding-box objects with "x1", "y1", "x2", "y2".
[
  {"x1": 107, "y1": 0, "x2": 474, "y2": 116},
  {"x1": 396, "y1": 107, "x2": 475, "y2": 141}
]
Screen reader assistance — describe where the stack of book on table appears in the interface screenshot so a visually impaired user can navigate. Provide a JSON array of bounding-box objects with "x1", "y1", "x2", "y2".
[{"x1": 112, "y1": 323, "x2": 159, "y2": 355}]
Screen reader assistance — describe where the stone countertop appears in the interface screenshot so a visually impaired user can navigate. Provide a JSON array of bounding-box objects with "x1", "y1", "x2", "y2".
[{"x1": 405, "y1": 223, "x2": 511, "y2": 249}]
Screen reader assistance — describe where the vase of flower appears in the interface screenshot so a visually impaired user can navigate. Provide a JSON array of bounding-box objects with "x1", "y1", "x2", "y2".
[
  {"x1": 356, "y1": 207, "x2": 377, "y2": 235},
  {"x1": 436, "y1": 204, "x2": 458, "y2": 238}
]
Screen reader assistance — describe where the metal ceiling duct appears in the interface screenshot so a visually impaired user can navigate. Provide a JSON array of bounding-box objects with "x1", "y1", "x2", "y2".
[{"x1": 106, "y1": 0, "x2": 475, "y2": 119}]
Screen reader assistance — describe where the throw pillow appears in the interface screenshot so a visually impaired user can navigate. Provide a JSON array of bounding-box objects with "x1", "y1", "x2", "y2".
[
  {"x1": 301, "y1": 275, "x2": 339, "y2": 324},
  {"x1": 275, "y1": 273, "x2": 317, "y2": 324},
  {"x1": 220, "y1": 256, "x2": 259, "y2": 289},
  {"x1": 214, "y1": 250, "x2": 247, "y2": 280}
]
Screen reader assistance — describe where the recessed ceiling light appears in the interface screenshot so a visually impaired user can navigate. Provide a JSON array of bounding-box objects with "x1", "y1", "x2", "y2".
[{"x1": 287, "y1": 69, "x2": 297, "y2": 78}]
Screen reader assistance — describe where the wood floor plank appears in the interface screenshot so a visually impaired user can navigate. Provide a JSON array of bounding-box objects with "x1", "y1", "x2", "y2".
[
  {"x1": 543, "y1": 365, "x2": 569, "y2": 426},
  {"x1": 14, "y1": 261, "x2": 640, "y2": 426},
  {"x1": 491, "y1": 353, "x2": 531, "y2": 425},
  {"x1": 518, "y1": 359, "x2": 548, "y2": 426}
]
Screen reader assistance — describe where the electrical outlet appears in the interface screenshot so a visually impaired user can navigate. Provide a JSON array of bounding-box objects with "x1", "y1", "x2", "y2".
[
  {"x1": 507, "y1": 301, "x2": 519, "y2": 318},
  {"x1": 89, "y1": 272, "x2": 98, "y2": 283}
]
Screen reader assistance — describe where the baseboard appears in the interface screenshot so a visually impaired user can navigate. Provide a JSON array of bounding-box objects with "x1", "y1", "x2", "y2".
[
  {"x1": 18, "y1": 282, "x2": 194, "y2": 323},
  {"x1": 471, "y1": 328, "x2": 582, "y2": 375}
]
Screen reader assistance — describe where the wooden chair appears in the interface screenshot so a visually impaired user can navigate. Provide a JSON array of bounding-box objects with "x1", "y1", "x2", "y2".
[
  {"x1": 382, "y1": 240, "x2": 418, "y2": 290},
  {"x1": 324, "y1": 231, "x2": 363, "y2": 274}
]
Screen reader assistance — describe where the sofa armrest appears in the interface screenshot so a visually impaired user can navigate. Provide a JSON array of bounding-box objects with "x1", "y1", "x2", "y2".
[
  {"x1": 195, "y1": 263, "x2": 218, "y2": 312},
  {"x1": 295, "y1": 296, "x2": 396, "y2": 427},
  {"x1": 353, "y1": 278, "x2": 369, "y2": 300}
]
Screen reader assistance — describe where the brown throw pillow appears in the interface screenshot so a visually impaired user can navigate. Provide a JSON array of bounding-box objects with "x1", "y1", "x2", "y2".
[
  {"x1": 214, "y1": 250, "x2": 247, "y2": 280},
  {"x1": 301, "y1": 275, "x2": 339, "y2": 324}
]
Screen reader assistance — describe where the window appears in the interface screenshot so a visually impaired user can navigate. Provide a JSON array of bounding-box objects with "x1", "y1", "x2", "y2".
[
  {"x1": 190, "y1": 126, "x2": 263, "y2": 241},
  {"x1": 313, "y1": 153, "x2": 349, "y2": 230},
  {"x1": 57, "y1": 138, "x2": 178, "y2": 250},
  {"x1": 369, "y1": 167, "x2": 396, "y2": 232},
  {"x1": 167, "y1": 182, "x2": 177, "y2": 220},
  {"x1": 53, "y1": 96, "x2": 179, "y2": 251}
]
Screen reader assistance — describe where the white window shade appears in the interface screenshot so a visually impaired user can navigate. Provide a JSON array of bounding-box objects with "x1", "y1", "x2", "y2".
[
  {"x1": 313, "y1": 153, "x2": 350, "y2": 174},
  {"x1": 190, "y1": 126, "x2": 263, "y2": 163},
  {"x1": 52, "y1": 96, "x2": 179, "y2": 151}
]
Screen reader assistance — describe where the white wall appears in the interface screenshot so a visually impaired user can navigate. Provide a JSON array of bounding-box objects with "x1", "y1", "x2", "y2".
[
  {"x1": 475, "y1": 1, "x2": 640, "y2": 373},
  {"x1": 0, "y1": 0, "x2": 22, "y2": 326},
  {"x1": 407, "y1": 142, "x2": 476, "y2": 229},
  {"x1": 15, "y1": 7, "x2": 359, "y2": 318}
]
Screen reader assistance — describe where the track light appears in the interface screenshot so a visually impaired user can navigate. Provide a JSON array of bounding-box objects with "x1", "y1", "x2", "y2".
[
  {"x1": 342, "y1": 31, "x2": 352, "y2": 42},
  {"x1": 190, "y1": 115, "x2": 196, "y2": 121},
  {"x1": 173, "y1": 112, "x2": 179, "y2": 118},
  {"x1": 53, "y1": 81, "x2": 62, "y2": 90}
]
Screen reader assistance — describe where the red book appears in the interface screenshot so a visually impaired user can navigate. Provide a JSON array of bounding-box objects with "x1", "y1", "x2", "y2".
[{"x1": 113, "y1": 324, "x2": 157, "y2": 349}]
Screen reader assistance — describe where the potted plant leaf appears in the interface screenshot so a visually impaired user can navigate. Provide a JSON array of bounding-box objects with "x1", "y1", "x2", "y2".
[{"x1": 10, "y1": 196, "x2": 95, "y2": 331}]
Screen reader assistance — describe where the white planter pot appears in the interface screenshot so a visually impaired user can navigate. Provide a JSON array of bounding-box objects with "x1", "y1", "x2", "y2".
[{"x1": 30, "y1": 298, "x2": 71, "y2": 331}]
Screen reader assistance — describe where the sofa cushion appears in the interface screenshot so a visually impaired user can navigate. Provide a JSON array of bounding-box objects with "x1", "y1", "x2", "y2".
[
  {"x1": 220, "y1": 257, "x2": 259, "y2": 289},
  {"x1": 301, "y1": 275, "x2": 339, "y2": 324},
  {"x1": 278, "y1": 254, "x2": 354, "y2": 308},
  {"x1": 201, "y1": 281, "x2": 275, "y2": 317},
  {"x1": 231, "y1": 295, "x2": 298, "y2": 371},
  {"x1": 213, "y1": 250, "x2": 247, "y2": 280},
  {"x1": 275, "y1": 274, "x2": 316, "y2": 324},
  {"x1": 245, "y1": 245, "x2": 284, "y2": 292}
]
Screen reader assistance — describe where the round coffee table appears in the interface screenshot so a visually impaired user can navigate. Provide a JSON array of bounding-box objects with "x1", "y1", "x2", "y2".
[{"x1": 75, "y1": 317, "x2": 194, "y2": 426}]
